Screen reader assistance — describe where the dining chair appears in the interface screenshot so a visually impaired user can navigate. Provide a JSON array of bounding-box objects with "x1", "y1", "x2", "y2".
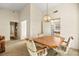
[
  {"x1": 37, "y1": 33, "x2": 45, "y2": 38},
  {"x1": 53, "y1": 36, "x2": 74, "y2": 56},
  {"x1": 26, "y1": 38, "x2": 48, "y2": 56}
]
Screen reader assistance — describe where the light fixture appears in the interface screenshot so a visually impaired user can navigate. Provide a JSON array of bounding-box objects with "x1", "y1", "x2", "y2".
[
  {"x1": 43, "y1": 3, "x2": 51, "y2": 22},
  {"x1": 43, "y1": 15, "x2": 51, "y2": 22}
]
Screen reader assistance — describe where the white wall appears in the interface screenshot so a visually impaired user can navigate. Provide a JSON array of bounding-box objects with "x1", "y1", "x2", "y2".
[
  {"x1": 19, "y1": 4, "x2": 30, "y2": 39},
  {"x1": 61, "y1": 4, "x2": 79, "y2": 49},
  {"x1": 19, "y1": 4, "x2": 43, "y2": 39},
  {"x1": 51, "y1": 4, "x2": 79, "y2": 49},
  {"x1": 30, "y1": 4, "x2": 43, "y2": 37},
  {"x1": 43, "y1": 21, "x2": 51, "y2": 35},
  {"x1": 0, "y1": 9, "x2": 19, "y2": 41},
  {"x1": 10, "y1": 11, "x2": 19, "y2": 22}
]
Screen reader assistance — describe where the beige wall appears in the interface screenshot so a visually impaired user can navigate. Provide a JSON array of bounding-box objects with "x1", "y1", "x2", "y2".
[{"x1": 0, "y1": 9, "x2": 19, "y2": 41}]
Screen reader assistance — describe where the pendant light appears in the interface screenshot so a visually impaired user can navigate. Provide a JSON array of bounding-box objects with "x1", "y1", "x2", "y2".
[{"x1": 43, "y1": 3, "x2": 51, "y2": 22}]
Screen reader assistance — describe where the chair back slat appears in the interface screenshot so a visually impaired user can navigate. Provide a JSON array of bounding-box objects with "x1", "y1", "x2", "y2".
[
  {"x1": 26, "y1": 38, "x2": 48, "y2": 56},
  {"x1": 65, "y1": 36, "x2": 74, "y2": 54},
  {"x1": 66, "y1": 36, "x2": 74, "y2": 46},
  {"x1": 53, "y1": 36, "x2": 74, "y2": 55},
  {"x1": 26, "y1": 38, "x2": 37, "y2": 56}
]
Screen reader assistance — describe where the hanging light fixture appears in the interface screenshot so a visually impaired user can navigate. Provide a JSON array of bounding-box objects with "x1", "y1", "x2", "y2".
[{"x1": 43, "y1": 3, "x2": 51, "y2": 22}]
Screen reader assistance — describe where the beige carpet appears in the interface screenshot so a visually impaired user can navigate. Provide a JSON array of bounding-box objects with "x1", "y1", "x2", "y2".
[
  {"x1": 0, "y1": 40, "x2": 30, "y2": 56},
  {"x1": 0, "y1": 40, "x2": 79, "y2": 56}
]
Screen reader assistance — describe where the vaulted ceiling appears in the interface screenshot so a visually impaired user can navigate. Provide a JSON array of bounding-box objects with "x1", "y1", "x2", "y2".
[
  {"x1": 0, "y1": 3, "x2": 26, "y2": 11},
  {"x1": 0, "y1": 3, "x2": 61, "y2": 11},
  {"x1": 34, "y1": 3, "x2": 62, "y2": 12}
]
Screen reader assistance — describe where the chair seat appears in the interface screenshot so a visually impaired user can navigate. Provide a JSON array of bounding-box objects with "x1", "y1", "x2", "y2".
[
  {"x1": 36, "y1": 46, "x2": 47, "y2": 56},
  {"x1": 36, "y1": 45, "x2": 46, "y2": 51},
  {"x1": 59, "y1": 45, "x2": 66, "y2": 51},
  {"x1": 53, "y1": 45, "x2": 66, "y2": 54},
  {"x1": 35, "y1": 42, "x2": 46, "y2": 48},
  {"x1": 54, "y1": 48, "x2": 64, "y2": 53}
]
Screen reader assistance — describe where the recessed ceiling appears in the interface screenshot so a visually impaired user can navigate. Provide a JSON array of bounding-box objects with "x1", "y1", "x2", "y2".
[{"x1": 0, "y1": 3, "x2": 27, "y2": 11}]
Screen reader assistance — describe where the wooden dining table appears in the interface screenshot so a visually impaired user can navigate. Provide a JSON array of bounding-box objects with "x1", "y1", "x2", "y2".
[{"x1": 33, "y1": 36, "x2": 64, "y2": 48}]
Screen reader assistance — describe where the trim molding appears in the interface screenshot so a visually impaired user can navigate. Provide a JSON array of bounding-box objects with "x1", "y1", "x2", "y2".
[{"x1": 70, "y1": 48, "x2": 79, "y2": 51}]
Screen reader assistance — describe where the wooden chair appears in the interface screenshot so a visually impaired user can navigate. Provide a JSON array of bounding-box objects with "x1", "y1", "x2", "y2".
[
  {"x1": 26, "y1": 38, "x2": 48, "y2": 56},
  {"x1": 53, "y1": 36, "x2": 74, "y2": 56}
]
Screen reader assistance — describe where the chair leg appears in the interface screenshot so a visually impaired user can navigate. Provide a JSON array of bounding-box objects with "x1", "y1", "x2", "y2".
[{"x1": 54, "y1": 52, "x2": 58, "y2": 56}]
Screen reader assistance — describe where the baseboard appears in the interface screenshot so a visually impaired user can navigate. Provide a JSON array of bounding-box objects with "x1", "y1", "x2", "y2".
[{"x1": 70, "y1": 47, "x2": 79, "y2": 51}]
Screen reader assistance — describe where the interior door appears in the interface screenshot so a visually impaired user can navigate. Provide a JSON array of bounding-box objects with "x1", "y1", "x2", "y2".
[{"x1": 21, "y1": 20, "x2": 27, "y2": 39}]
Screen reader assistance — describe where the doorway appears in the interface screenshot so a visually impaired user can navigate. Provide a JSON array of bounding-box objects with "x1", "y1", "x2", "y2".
[{"x1": 10, "y1": 22, "x2": 18, "y2": 40}]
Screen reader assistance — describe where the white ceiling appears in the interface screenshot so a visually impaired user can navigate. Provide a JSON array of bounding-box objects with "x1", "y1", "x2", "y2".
[
  {"x1": 0, "y1": 3, "x2": 27, "y2": 11},
  {"x1": 0, "y1": 3, "x2": 61, "y2": 11},
  {"x1": 34, "y1": 3, "x2": 62, "y2": 12}
]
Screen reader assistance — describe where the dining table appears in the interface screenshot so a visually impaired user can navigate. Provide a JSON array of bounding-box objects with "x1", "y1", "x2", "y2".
[{"x1": 33, "y1": 35, "x2": 64, "y2": 48}]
